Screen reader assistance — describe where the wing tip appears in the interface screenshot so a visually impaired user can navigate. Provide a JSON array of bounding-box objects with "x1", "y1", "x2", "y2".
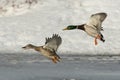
[
  {"x1": 45, "y1": 34, "x2": 62, "y2": 44},
  {"x1": 92, "y1": 12, "x2": 107, "y2": 17},
  {"x1": 52, "y1": 34, "x2": 61, "y2": 38}
]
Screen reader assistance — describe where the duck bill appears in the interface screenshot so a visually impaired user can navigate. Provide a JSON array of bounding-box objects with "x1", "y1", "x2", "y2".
[
  {"x1": 22, "y1": 46, "x2": 27, "y2": 49},
  {"x1": 63, "y1": 27, "x2": 68, "y2": 30},
  {"x1": 22, "y1": 47, "x2": 25, "y2": 49}
]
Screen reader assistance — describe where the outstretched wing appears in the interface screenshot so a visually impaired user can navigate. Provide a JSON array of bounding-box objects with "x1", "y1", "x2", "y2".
[
  {"x1": 43, "y1": 34, "x2": 62, "y2": 52},
  {"x1": 86, "y1": 12, "x2": 107, "y2": 31}
]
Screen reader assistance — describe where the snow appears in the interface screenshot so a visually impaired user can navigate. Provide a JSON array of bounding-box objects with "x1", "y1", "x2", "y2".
[
  {"x1": 0, "y1": 0, "x2": 120, "y2": 55},
  {"x1": 0, "y1": 0, "x2": 38, "y2": 17}
]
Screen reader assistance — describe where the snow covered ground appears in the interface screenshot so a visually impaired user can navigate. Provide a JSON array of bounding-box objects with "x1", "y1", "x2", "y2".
[
  {"x1": 0, "y1": 0, "x2": 120, "y2": 55},
  {"x1": 0, "y1": 0, "x2": 38, "y2": 17}
]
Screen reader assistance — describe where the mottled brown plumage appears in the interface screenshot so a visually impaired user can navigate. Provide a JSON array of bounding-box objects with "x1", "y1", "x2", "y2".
[{"x1": 22, "y1": 34, "x2": 62, "y2": 63}]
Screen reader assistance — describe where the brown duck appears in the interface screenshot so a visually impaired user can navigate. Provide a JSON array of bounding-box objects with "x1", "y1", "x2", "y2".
[{"x1": 22, "y1": 34, "x2": 62, "y2": 63}]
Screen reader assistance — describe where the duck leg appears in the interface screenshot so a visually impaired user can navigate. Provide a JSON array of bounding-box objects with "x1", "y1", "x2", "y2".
[
  {"x1": 52, "y1": 58, "x2": 57, "y2": 63},
  {"x1": 55, "y1": 56, "x2": 60, "y2": 62},
  {"x1": 94, "y1": 38, "x2": 98, "y2": 45},
  {"x1": 94, "y1": 34, "x2": 101, "y2": 45}
]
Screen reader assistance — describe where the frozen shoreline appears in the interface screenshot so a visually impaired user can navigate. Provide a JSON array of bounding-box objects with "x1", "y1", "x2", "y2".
[{"x1": 1, "y1": 53, "x2": 120, "y2": 60}]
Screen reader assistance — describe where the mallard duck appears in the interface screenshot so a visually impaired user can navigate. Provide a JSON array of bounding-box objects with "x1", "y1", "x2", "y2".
[
  {"x1": 22, "y1": 34, "x2": 62, "y2": 63},
  {"x1": 63, "y1": 12, "x2": 107, "y2": 45}
]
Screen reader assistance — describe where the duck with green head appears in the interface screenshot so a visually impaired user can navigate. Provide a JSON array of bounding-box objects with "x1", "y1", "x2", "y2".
[{"x1": 63, "y1": 12, "x2": 107, "y2": 45}]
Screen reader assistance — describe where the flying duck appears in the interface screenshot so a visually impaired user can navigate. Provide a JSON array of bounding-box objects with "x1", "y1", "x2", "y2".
[
  {"x1": 22, "y1": 34, "x2": 62, "y2": 63},
  {"x1": 63, "y1": 12, "x2": 107, "y2": 45}
]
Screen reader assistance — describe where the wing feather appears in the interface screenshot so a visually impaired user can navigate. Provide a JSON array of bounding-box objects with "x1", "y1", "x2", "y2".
[
  {"x1": 43, "y1": 34, "x2": 62, "y2": 52},
  {"x1": 86, "y1": 12, "x2": 107, "y2": 31}
]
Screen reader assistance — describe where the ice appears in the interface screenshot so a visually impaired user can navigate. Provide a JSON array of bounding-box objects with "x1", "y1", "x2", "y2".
[{"x1": 0, "y1": 54, "x2": 120, "y2": 80}]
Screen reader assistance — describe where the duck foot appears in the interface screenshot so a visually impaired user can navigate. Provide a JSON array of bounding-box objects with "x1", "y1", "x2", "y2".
[
  {"x1": 52, "y1": 58, "x2": 57, "y2": 63},
  {"x1": 94, "y1": 38, "x2": 98, "y2": 45},
  {"x1": 94, "y1": 34, "x2": 101, "y2": 45}
]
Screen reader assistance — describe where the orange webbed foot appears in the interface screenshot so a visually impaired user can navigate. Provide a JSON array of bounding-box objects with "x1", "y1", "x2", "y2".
[
  {"x1": 94, "y1": 38, "x2": 98, "y2": 45},
  {"x1": 94, "y1": 34, "x2": 102, "y2": 45},
  {"x1": 52, "y1": 56, "x2": 60, "y2": 64},
  {"x1": 55, "y1": 56, "x2": 60, "y2": 62},
  {"x1": 52, "y1": 58, "x2": 57, "y2": 63}
]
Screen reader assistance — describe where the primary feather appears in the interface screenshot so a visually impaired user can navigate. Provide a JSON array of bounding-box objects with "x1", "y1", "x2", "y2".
[
  {"x1": 44, "y1": 34, "x2": 62, "y2": 52},
  {"x1": 86, "y1": 12, "x2": 107, "y2": 31}
]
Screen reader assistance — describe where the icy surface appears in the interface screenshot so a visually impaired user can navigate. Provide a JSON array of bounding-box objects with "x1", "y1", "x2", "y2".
[
  {"x1": 0, "y1": 0, "x2": 120, "y2": 54},
  {"x1": 0, "y1": 54, "x2": 120, "y2": 80}
]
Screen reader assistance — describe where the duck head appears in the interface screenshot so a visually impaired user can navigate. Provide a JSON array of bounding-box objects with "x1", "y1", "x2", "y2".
[
  {"x1": 63, "y1": 25, "x2": 77, "y2": 30},
  {"x1": 22, "y1": 44, "x2": 35, "y2": 49}
]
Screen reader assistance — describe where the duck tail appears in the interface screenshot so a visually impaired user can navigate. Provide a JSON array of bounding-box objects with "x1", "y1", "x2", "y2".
[
  {"x1": 101, "y1": 38, "x2": 105, "y2": 42},
  {"x1": 100, "y1": 34, "x2": 105, "y2": 42}
]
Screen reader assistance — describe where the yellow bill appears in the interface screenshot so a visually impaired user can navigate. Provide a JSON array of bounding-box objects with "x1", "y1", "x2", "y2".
[{"x1": 62, "y1": 27, "x2": 68, "y2": 30}]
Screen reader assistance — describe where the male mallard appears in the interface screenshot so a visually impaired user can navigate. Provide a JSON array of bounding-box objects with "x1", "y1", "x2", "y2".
[
  {"x1": 63, "y1": 12, "x2": 107, "y2": 45},
  {"x1": 22, "y1": 34, "x2": 62, "y2": 63}
]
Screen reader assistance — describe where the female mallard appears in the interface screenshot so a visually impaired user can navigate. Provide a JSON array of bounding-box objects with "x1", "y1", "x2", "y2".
[
  {"x1": 22, "y1": 34, "x2": 62, "y2": 63},
  {"x1": 63, "y1": 12, "x2": 107, "y2": 45}
]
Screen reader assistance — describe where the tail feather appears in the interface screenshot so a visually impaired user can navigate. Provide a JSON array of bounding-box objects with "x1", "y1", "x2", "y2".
[
  {"x1": 100, "y1": 34, "x2": 105, "y2": 42},
  {"x1": 101, "y1": 38, "x2": 105, "y2": 42}
]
